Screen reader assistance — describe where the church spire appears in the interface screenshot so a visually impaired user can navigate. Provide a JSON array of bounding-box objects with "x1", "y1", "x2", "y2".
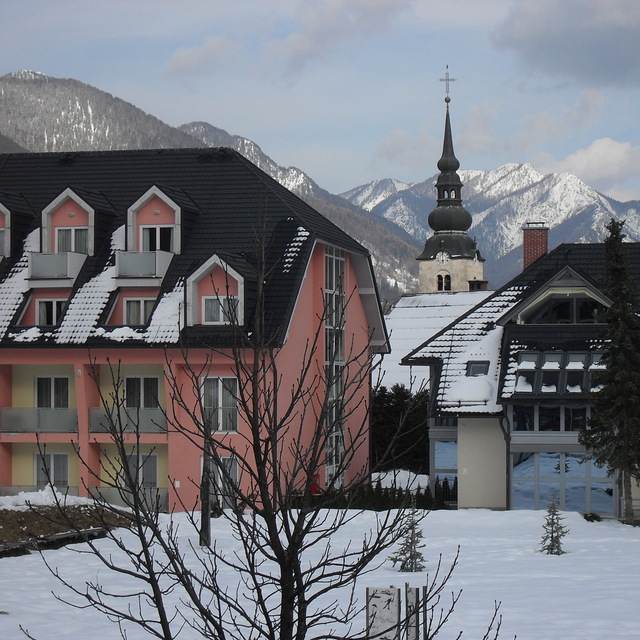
[{"x1": 416, "y1": 68, "x2": 486, "y2": 293}]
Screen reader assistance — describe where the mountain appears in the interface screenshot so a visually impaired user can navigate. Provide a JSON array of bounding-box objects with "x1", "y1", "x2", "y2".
[
  {"x1": 3, "y1": 69, "x2": 639, "y2": 295},
  {"x1": 0, "y1": 71, "x2": 420, "y2": 300},
  {"x1": 342, "y1": 163, "x2": 640, "y2": 287}
]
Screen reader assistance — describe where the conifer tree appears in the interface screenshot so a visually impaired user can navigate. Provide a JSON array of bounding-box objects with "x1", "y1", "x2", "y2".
[
  {"x1": 579, "y1": 218, "x2": 640, "y2": 523},
  {"x1": 540, "y1": 495, "x2": 569, "y2": 555},
  {"x1": 388, "y1": 496, "x2": 426, "y2": 571}
]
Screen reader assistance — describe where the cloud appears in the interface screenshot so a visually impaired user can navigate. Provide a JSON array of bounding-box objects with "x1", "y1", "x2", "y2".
[
  {"x1": 165, "y1": 36, "x2": 239, "y2": 77},
  {"x1": 493, "y1": 0, "x2": 640, "y2": 87},
  {"x1": 535, "y1": 137, "x2": 640, "y2": 200},
  {"x1": 269, "y1": 0, "x2": 412, "y2": 78},
  {"x1": 459, "y1": 102, "x2": 503, "y2": 154},
  {"x1": 512, "y1": 90, "x2": 604, "y2": 152}
]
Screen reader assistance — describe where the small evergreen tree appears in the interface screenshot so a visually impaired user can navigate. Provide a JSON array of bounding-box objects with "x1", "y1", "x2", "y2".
[
  {"x1": 388, "y1": 496, "x2": 426, "y2": 571},
  {"x1": 579, "y1": 218, "x2": 640, "y2": 523},
  {"x1": 540, "y1": 495, "x2": 569, "y2": 555}
]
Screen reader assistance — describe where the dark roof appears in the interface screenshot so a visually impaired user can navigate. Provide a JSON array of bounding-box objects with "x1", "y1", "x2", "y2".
[{"x1": 0, "y1": 148, "x2": 378, "y2": 348}]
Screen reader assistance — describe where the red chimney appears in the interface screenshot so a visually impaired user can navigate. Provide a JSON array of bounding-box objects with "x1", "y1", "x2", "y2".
[{"x1": 522, "y1": 222, "x2": 548, "y2": 270}]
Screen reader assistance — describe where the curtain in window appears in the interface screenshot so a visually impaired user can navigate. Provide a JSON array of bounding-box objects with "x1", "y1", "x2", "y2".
[{"x1": 57, "y1": 228, "x2": 72, "y2": 252}]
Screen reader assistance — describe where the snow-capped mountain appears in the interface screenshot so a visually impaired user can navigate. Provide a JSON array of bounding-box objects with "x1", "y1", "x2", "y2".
[
  {"x1": 342, "y1": 163, "x2": 640, "y2": 287},
  {"x1": 0, "y1": 71, "x2": 420, "y2": 299},
  {"x1": 2, "y1": 69, "x2": 639, "y2": 293}
]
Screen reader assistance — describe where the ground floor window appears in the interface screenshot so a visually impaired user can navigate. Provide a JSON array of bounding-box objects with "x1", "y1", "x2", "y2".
[
  {"x1": 124, "y1": 452, "x2": 158, "y2": 488},
  {"x1": 35, "y1": 452, "x2": 69, "y2": 488},
  {"x1": 512, "y1": 451, "x2": 615, "y2": 515}
]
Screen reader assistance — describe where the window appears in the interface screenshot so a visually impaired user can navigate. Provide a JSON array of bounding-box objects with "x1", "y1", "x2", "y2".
[
  {"x1": 36, "y1": 452, "x2": 69, "y2": 488},
  {"x1": 510, "y1": 404, "x2": 590, "y2": 432},
  {"x1": 513, "y1": 351, "x2": 601, "y2": 396},
  {"x1": 125, "y1": 377, "x2": 159, "y2": 409},
  {"x1": 37, "y1": 299, "x2": 66, "y2": 326},
  {"x1": 57, "y1": 227, "x2": 88, "y2": 254},
  {"x1": 325, "y1": 246, "x2": 345, "y2": 486},
  {"x1": 214, "y1": 457, "x2": 238, "y2": 510},
  {"x1": 203, "y1": 377, "x2": 238, "y2": 431},
  {"x1": 36, "y1": 377, "x2": 69, "y2": 408},
  {"x1": 124, "y1": 452, "x2": 157, "y2": 488},
  {"x1": 125, "y1": 298, "x2": 155, "y2": 325},
  {"x1": 141, "y1": 226, "x2": 173, "y2": 252},
  {"x1": 0, "y1": 229, "x2": 5, "y2": 256},
  {"x1": 466, "y1": 361, "x2": 490, "y2": 376},
  {"x1": 437, "y1": 274, "x2": 452, "y2": 291},
  {"x1": 203, "y1": 296, "x2": 238, "y2": 324},
  {"x1": 523, "y1": 295, "x2": 607, "y2": 324}
]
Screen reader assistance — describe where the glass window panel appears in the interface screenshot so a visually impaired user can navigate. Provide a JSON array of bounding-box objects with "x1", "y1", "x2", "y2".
[
  {"x1": 517, "y1": 353, "x2": 538, "y2": 369},
  {"x1": 515, "y1": 371, "x2": 536, "y2": 392},
  {"x1": 512, "y1": 452, "x2": 536, "y2": 510},
  {"x1": 143, "y1": 377, "x2": 159, "y2": 409},
  {"x1": 512, "y1": 452, "x2": 535, "y2": 478},
  {"x1": 159, "y1": 227, "x2": 173, "y2": 251},
  {"x1": 589, "y1": 483, "x2": 615, "y2": 515},
  {"x1": 126, "y1": 378, "x2": 141, "y2": 408},
  {"x1": 74, "y1": 228, "x2": 88, "y2": 254},
  {"x1": 125, "y1": 300, "x2": 141, "y2": 325},
  {"x1": 565, "y1": 453, "x2": 587, "y2": 478},
  {"x1": 540, "y1": 370, "x2": 559, "y2": 392},
  {"x1": 53, "y1": 378, "x2": 69, "y2": 408},
  {"x1": 141, "y1": 454, "x2": 157, "y2": 488},
  {"x1": 434, "y1": 440, "x2": 457, "y2": 473},
  {"x1": 0, "y1": 229, "x2": 5, "y2": 256},
  {"x1": 539, "y1": 406, "x2": 561, "y2": 431},
  {"x1": 57, "y1": 228, "x2": 72, "y2": 253},
  {"x1": 513, "y1": 405, "x2": 534, "y2": 431},
  {"x1": 220, "y1": 378, "x2": 237, "y2": 431},
  {"x1": 143, "y1": 299, "x2": 155, "y2": 322},
  {"x1": 576, "y1": 298, "x2": 606, "y2": 323},
  {"x1": 36, "y1": 453, "x2": 49, "y2": 487},
  {"x1": 565, "y1": 482, "x2": 587, "y2": 512},
  {"x1": 564, "y1": 405, "x2": 587, "y2": 431},
  {"x1": 565, "y1": 370, "x2": 585, "y2": 393},
  {"x1": 36, "y1": 378, "x2": 51, "y2": 408},
  {"x1": 142, "y1": 227, "x2": 155, "y2": 251},
  {"x1": 52, "y1": 453, "x2": 69, "y2": 488},
  {"x1": 590, "y1": 461, "x2": 610, "y2": 480}
]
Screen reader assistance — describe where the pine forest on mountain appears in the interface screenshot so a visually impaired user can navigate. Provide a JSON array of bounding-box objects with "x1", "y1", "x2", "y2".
[{"x1": 1, "y1": 70, "x2": 639, "y2": 299}]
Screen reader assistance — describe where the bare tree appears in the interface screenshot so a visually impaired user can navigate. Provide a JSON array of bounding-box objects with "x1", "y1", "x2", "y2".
[{"x1": 29, "y1": 233, "x2": 506, "y2": 640}]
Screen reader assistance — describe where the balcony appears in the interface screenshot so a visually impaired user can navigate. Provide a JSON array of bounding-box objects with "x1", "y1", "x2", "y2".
[
  {"x1": 114, "y1": 250, "x2": 172, "y2": 284},
  {"x1": 89, "y1": 407, "x2": 168, "y2": 434},
  {"x1": 29, "y1": 252, "x2": 87, "y2": 287},
  {"x1": 0, "y1": 408, "x2": 78, "y2": 433}
]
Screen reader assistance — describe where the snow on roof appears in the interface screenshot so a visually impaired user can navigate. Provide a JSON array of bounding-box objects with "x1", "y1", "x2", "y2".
[
  {"x1": 0, "y1": 230, "x2": 39, "y2": 339},
  {"x1": 406, "y1": 286, "x2": 525, "y2": 413},
  {"x1": 282, "y1": 226, "x2": 309, "y2": 273},
  {"x1": 145, "y1": 282, "x2": 185, "y2": 343},
  {"x1": 381, "y1": 290, "x2": 491, "y2": 388}
]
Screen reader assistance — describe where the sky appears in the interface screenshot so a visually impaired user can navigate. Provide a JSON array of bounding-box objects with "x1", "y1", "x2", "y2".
[{"x1": 2, "y1": 0, "x2": 640, "y2": 201}]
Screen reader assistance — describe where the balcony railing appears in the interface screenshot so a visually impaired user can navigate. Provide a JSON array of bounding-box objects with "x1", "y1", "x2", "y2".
[
  {"x1": 114, "y1": 250, "x2": 172, "y2": 280},
  {"x1": 29, "y1": 251, "x2": 87, "y2": 281},
  {"x1": 0, "y1": 408, "x2": 78, "y2": 433},
  {"x1": 89, "y1": 407, "x2": 168, "y2": 434}
]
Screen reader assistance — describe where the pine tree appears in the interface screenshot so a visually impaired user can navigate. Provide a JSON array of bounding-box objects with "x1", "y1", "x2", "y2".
[
  {"x1": 579, "y1": 218, "x2": 640, "y2": 523},
  {"x1": 540, "y1": 495, "x2": 569, "y2": 555},
  {"x1": 388, "y1": 496, "x2": 426, "y2": 571}
]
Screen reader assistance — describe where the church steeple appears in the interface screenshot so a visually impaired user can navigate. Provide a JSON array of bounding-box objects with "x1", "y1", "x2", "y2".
[{"x1": 416, "y1": 76, "x2": 486, "y2": 293}]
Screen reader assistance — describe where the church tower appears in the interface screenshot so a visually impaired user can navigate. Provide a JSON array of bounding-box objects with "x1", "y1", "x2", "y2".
[{"x1": 417, "y1": 94, "x2": 486, "y2": 293}]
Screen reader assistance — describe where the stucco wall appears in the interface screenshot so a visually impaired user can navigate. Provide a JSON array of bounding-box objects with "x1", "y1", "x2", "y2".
[{"x1": 457, "y1": 416, "x2": 506, "y2": 509}]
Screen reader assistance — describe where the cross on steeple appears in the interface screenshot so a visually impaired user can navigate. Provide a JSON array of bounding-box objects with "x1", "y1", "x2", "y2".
[{"x1": 439, "y1": 65, "x2": 456, "y2": 102}]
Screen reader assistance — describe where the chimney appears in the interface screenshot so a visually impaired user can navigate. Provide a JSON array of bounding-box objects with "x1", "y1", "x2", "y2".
[{"x1": 522, "y1": 222, "x2": 548, "y2": 270}]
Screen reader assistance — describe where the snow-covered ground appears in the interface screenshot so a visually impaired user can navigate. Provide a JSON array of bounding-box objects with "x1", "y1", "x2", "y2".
[{"x1": 1, "y1": 490, "x2": 639, "y2": 640}]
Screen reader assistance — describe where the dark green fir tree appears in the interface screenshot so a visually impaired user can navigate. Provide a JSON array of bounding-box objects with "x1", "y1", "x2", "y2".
[
  {"x1": 579, "y1": 218, "x2": 640, "y2": 523},
  {"x1": 540, "y1": 495, "x2": 569, "y2": 555},
  {"x1": 388, "y1": 496, "x2": 426, "y2": 572}
]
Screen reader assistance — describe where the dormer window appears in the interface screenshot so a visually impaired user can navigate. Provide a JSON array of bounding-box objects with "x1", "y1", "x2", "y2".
[
  {"x1": 42, "y1": 188, "x2": 94, "y2": 256},
  {"x1": 127, "y1": 187, "x2": 181, "y2": 254},
  {"x1": 0, "y1": 202, "x2": 10, "y2": 257},
  {"x1": 186, "y1": 255, "x2": 244, "y2": 327},
  {"x1": 523, "y1": 295, "x2": 607, "y2": 324}
]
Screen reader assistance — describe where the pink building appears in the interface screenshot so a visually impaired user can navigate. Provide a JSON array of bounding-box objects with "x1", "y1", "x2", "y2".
[{"x1": 0, "y1": 149, "x2": 388, "y2": 511}]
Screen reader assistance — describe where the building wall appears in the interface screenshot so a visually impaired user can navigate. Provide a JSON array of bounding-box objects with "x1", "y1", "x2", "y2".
[
  {"x1": 419, "y1": 258, "x2": 484, "y2": 293},
  {"x1": 457, "y1": 417, "x2": 506, "y2": 509}
]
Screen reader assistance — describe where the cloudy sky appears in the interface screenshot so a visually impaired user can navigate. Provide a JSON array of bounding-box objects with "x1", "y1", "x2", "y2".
[{"x1": 2, "y1": 0, "x2": 640, "y2": 201}]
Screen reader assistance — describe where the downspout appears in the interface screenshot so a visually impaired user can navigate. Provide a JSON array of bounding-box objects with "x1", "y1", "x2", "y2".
[{"x1": 498, "y1": 411, "x2": 511, "y2": 510}]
